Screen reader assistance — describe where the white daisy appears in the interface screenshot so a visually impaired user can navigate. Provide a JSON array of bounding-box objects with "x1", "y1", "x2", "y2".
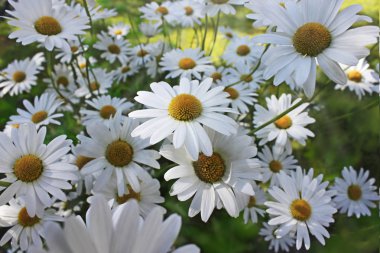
[
  {"x1": 74, "y1": 67, "x2": 113, "y2": 98},
  {"x1": 203, "y1": 66, "x2": 233, "y2": 86},
  {"x1": 236, "y1": 183, "x2": 266, "y2": 224},
  {"x1": 93, "y1": 31, "x2": 131, "y2": 64},
  {"x1": 174, "y1": 0, "x2": 203, "y2": 28},
  {"x1": 91, "y1": 175, "x2": 165, "y2": 217},
  {"x1": 80, "y1": 95, "x2": 134, "y2": 127},
  {"x1": 9, "y1": 93, "x2": 64, "y2": 128},
  {"x1": 228, "y1": 62, "x2": 265, "y2": 89},
  {"x1": 75, "y1": 116, "x2": 160, "y2": 196},
  {"x1": 335, "y1": 58, "x2": 379, "y2": 99},
  {"x1": 223, "y1": 37, "x2": 264, "y2": 66},
  {"x1": 139, "y1": 1, "x2": 176, "y2": 24},
  {"x1": 130, "y1": 44, "x2": 155, "y2": 67},
  {"x1": 55, "y1": 39, "x2": 86, "y2": 64},
  {"x1": 31, "y1": 197, "x2": 200, "y2": 253},
  {"x1": 6, "y1": 0, "x2": 89, "y2": 51},
  {"x1": 254, "y1": 94, "x2": 315, "y2": 151},
  {"x1": 221, "y1": 83, "x2": 257, "y2": 114},
  {"x1": 252, "y1": 0, "x2": 379, "y2": 97},
  {"x1": 265, "y1": 170, "x2": 337, "y2": 250},
  {"x1": 202, "y1": 0, "x2": 245, "y2": 17},
  {"x1": 68, "y1": 0, "x2": 117, "y2": 21},
  {"x1": 259, "y1": 222, "x2": 295, "y2": 253},
  {"x1": 129, "y1": 77, "x2": 238, "y2": 160},
  {"x1": 0, "y1": 123, "x2": 77, "y2": 217},
  {"x1": 108, "y1": 22, "x2": 130, "y2": 38},
  {"x1": 114, "y1": 63, "x2": 140, "y2": 83},
  {"x1": 160, "y1": 48, "x2": 213, "y2": 79},
  {"x1": 257, "y1": 145, "x2": 298, "y2": 186},
  {"x1": 219, "y1": 26, "x2": 237, "y2": 40},
  {"x1": 139, "y1": 22, "x2": 162, "y2": 39},
  {"x1": 160, "y1": 128, "x2": 262, "y2": 222},
  {"x1": 74, "y1": 55, "x2": 97, "y2": 75},
  {"x1": 332, "y1": 166, "x2": 379, "y2": 218},
  {"x1": 0, "y1": 198, "x2": 63, "y2": 251},
  {"x1": 0, "y1": 53, "x2": 44, "y2": 97}
]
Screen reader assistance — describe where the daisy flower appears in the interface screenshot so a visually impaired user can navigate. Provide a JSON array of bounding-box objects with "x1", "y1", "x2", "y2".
[
  {"x1": 74, "y1": 68, "x2": 113, "y2": 98},
  {"x1": 335, "y1": 58, "x2": 379, "y2": 99},
  {"x1": 0, "y1": 123, "x2": 77, "y2": 217},
  {"x1": 160, "y1": 128, "x2": 262, "y2": 222},
  {"x1": 130, "y1": 44, "x2": 155, "y2": 67},
  {"x1": 221, "y1": 83, "x2": 257, "y2": 114},
  {"x1": 174, "y1": 0, "x2": 203, "y2": 27},
  {"x1": 75, "y1": 117, "x2": 160, "y2": 196},
  {"x1": 160, "y1": 48, "x2": 213, "y2": 79},
  {"x1": 219, "y1": 26, "x2": 237, "y2": 40},
  {"x1": 6, "y1": 0, "x2": 89, "y2": 51},
  {"x1": 108, "y1": 22, "x2": 130, "y2": 38},
  {"x1": 139, "y1": 1, "x2": 176, "y2": 24},
  {"x1": 202, "y1": 0, "x2": 245, "y2": 17},
  {"x1": 203, "y1": 66, "x2": 233, "y2": 86},
  {"x1": 93, "y1": 32, "x2": 131, "y2": 64},
  {"x1": 91, "y1": 175, "x2": 165, "y2": 217},
  {"x1": 259, "y1": 222, "x2": 295, "y2": 253},
  {"x1": 32, "y1": 197, "x2": 200, "y2": 253},
  {"x1": 0, "y1": 198, "x2": 63, "y2": 251},
  {"x1": 254, "y1": 94, "x2": 315, "y2": 151},
  {"x1": 68, "y1": 0, "x2": 117, "y2": 21},
  {"x1": 223, "y1": 37, "x2": 264, "y2": 66},
  {"x1": 332, "y1": 166, "x2": 379, "y2": 218},
  {"x1": 139, "y1": 22, "x2": 162, "y2": 38},
  {"x1": 228, "y1": 62, "x2": 265, "y2": 89},
  {"x1": 80, "y1": 95, "x2": 133, "y2": 127},
  {"x1": 236, "y1": 183, "x2": 266, "y2": 224},
  {"x1": 129, "y1": 78, "x2": 238, "y2": 160},
  {"x1": 55, "y1": 39, "x2": 85, "y2": 63},
  {"x1": 114, "y1": 63, "x2": 140, "y2": 83},
  {"x1": 0, "y1": 53, "x2": 44, "y2": 97},
  {"x1": 9, "y1": 93, "x2": 63, "y2": 128},
  {"x1": 265, "y1": 170, "x2": 337, "y2": 250},
  {"x1": 252, "y1": 0, "x2": 379, "y2": 97},
  {"x1": 257, "y1": 145, "x2": 298, "y2": 186}
]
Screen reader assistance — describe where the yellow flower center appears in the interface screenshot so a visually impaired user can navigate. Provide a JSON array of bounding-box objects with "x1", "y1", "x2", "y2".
[
  {"x1": 184, "y1": 6, "x2": 194, "y2": 15},
  {"x1": 18, "y1": 207, "x2": 40, "y2": 227},
  {"x1": 31, "y1": 111, "x2": 48, "y2": 124},
  {"x1": 121, "y1": 66, "x2": 131, "y2": 73},
  {"x1": 293, "y1": 22, "x2": 332, "y2": 57},
  {"x1": 34, "y1": 16, "x2": 62, "y2": 36},
  {"x1": 224, "y1": 87, "x2": 239, "y2": 100},
  {"x1": 211, "y1": 72, "x2": 222, "y2": 81},
  {"x1": 274, "y1": 115, "x2": 292, "y2": 129},
  {"x1": 236, "y1": 45, "x2": 251, "y2": 56},
  {"x1": 240, "y1": 74, "x2": 253, "y2": 83},
  {"x1": 137, "y1": 49, "x2": 149, "y2": 57},
  {"x1": 114, "y1": 29, "x2": 123, "y2": 35},
  {"x1": 90, "y1": 82, "x2": 99, "y2": 91},
  {"x1": 156, "y1": 6, "x2": 169, "y2": 15},
  {"x1": 106, "y1": 140, "x2": 134, "y2": 167},
  {"x1": 347, "y1": 184, "x2": 362, "y2": 201},
  {"x1": 279, "y1": 2, "x2": 286, "y2": 7},
  {"x1": 347, "y1": 70, "x2": 362, "y2": 83},
  {"x1": 76, "y1": 155, "x2": 94, "y2": 170},
  {"x1": 108, "y1": 44, "x2": 121, "y2": 54},
  {"x1": 57, "y1": 76, "x2": 69, "y2": 87},
  {"x1": 12, "y1": 71, "x2": 26, "y2": 83},
  {"x1": 13, "y1": 154, "x2": 43, "y2": 182},
  {"x1": 290, "y1": 199, "x2": 312, "y2": 221},
  {"x1": 71, "y1": 46, "x2": 79, "y2": 53},
  {"x1": 168, "y1": 94, "x2": 202, "y2": 121},
  {"x1": 116, "y1": 185, "x2": 141, "y2": 204},
  {"x1": 226, "y1": 32, "x2": 233, "y2": 39},
  {"x1": 193, "y1": 153, "x2": 226, "y2": 183},
  {"x1": 178, "y1": 58, "x2": 196, "y2": 70},
  {"x1": 269, "y1": 160, "x2": 282, "y2": 173},
  {"x1": 211, "y1": 0, "x2": 229, "y2": 4},
  {"x1": 247, "y1": 196, "x2": 257, "y2": 208},
  {"x1": 99, "y1": 105, "x2": 117, "y2": 119},
  {"x1": 12, "y1": 124, "x2": 20, "y2": 128}
]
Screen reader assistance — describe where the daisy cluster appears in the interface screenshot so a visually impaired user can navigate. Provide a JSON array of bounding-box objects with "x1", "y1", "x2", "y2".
[{"x1": 0, "y1": 0, "x2": 379, "y2": 252}]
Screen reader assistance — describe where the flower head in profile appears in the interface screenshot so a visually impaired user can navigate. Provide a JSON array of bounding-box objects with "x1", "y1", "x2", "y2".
[
  {"x1": 129, "y1": 77, "x2": 238, "y2": 159},
  {"x1": 259, "y1": 222, "x2": 295, "y2": 253}
]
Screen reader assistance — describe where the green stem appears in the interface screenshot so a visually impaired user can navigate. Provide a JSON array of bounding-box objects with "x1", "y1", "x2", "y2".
[
  {"x1": 82, "y1": 0, "x2": 94, "y2": 35},
  {"x1": 330, "y1": 100, "x2": 378, "y2": 122},
  {"x1": 0, "y1": 181, "x2": 11, "y2": 187},
  {"x1": 208, "y1": 11, "x2": 221, "y2": 56},
  {"x1": 201, "y1": 15, "x2": 208, "y2": 51}
]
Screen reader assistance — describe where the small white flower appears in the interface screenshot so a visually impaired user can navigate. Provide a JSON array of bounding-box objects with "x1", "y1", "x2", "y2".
[
  {"x1": 55, "y1": 39, "x2": 85, "y2": 63},
  {"x1": 94, "y1": 31, "x2": 131, "y2": 64},
  {"x1": 114, "y1": 63, "x2": 140, "y2": 83},
  {"x1": 130, "y1": 44, "x2": 155, "y2": 67},
  {"x1": 75, "y1": 68, "x2": 114, "y2": 98},
  {"x1": 219, "y1": 26, "x2": 237, "y2": 40},
  {"x1": 236, "y1": 183, "x2": 266, "y2": 224},
  {"x1": 174, "y1": 0, "x2": 204, "y2": 27},
  {"x1": 139, "y1": 22, "x2": 162, "y2": 38},
  {"x1": 203, "y1": 66, "x2": 233, "y2": 86},
  {"x1": 202, "y1": 0, "x2": 246, "y2": 17},
  {"x1": 139, "y1": 1, "x2": 176, "y2": 24},
  {"x1": 259, "y1": 222, "x2": 295, "y2": 253},
  {"x1": 223, "y1": 37, "x2": 264, "y2": 66},
  {"x1": 228, "y1": 62, "x2": 265, "y2": 89},
  {"x1": 108, "y1": 22, "x2": 130, "y2": 38}
]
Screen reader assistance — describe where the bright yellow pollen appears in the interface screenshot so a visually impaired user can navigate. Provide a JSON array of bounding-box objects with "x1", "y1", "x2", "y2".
[
  {"x1": 31, "y1": 111, "x2": 48, "y2": 124},
  {"x1": 137, "y1": 49, "x2": 149, "y2": 57},
  {"x1": 90, "y1": 82, "x2": 99, "y2": 91},
  {"x1": 293, "y1": 22, "x2": 331, "y2": 57},
  {"x1": 108, "y1": 44, "x2": 121, "y2": 54},
  {"x1": 34, "y1": 16, "x2": 62, "y2": 35},
  {"x1": 240, "y1": 74, "x2": 253, "y2": 83},
  {"x1": 76, "y1": 156, "x2": 94, "y2": 170},
  {"x1": 13, "y1": 154, "x2": 43, "y2": 182},
  {"x1": 116, "y1": 185, "x2": 141, "y2": 204},
  {"x1": 279, "y1": 2, "x2": 286, "y2": 7},
  {"x1": 275, "y1": 115, "x2": 292, "y2": 129},
  {"x1": 247, "y1": 196, "x2": 257, "y2": 208},
  {"x1": 290, "y1": 199, "x2": 312, "y2": 221},
  {"x1": 211, "y1": 72, "x2": 222, "y2": 81},
  {"x1": 99, "y1": 105, "x2": 117, "y2": 119},
  {"x1": 236, "y1": 45, "x2": 251, "y2": 56},
  {"x1": 211, "y1": 0, "x2": 229, "y2": 4},
  {"x1": 347, "y1": 70, "x2": 362, "y2": 83},
  {"x1": 106, "y1": 140, "x2": 134, "y2": 167},
  {"x1": 57, "y1": 76, "x2": 69, "y2": 87},
  {"x1": 79, "y1": 63, "x2": 87, "y2": 69},
  {"x1": 178, "y1": 58, "x2": 196, "y2": 70},
  {"x1": 269, "y1": 160, "x2": 283, "y2": 173},
  {"x1": 18, "y1": 207, "x2": 40, "y2": 227},
  {"x1": 224, "y1": 87, "x2": 239, "y2": 100},
  {"x1": 12, "y1": 124, "x2": 20, "y2": 128},
  {"x1": 156, "y1": 6, "x2": 169, "y2": 15},
  {"x1": 193, "y1": 153, "x2": 226, "y2": 183},
  {"x1": 347, "y1": 184, "x2": 362, "y2": 201},
  {"x1": 168, "y1": 94, "x2": 202, "y2": 121},
  {"x1": 184, "y1": 6, "x2": 194, "y2": 15},
  {"x1": 12, "y1": 71, "x2": 26, "y2": 83},
  {"x1": 114, "y1": 29, "x2": 123, "y2": 35},
  {"x1": 71, "y1": 46, "x2": 79, "y2": 53}
]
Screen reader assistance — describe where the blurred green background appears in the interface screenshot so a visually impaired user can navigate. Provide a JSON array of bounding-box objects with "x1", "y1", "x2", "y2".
[{"x1": 0, "y1": 0, "x2": 379, "y2": 253}]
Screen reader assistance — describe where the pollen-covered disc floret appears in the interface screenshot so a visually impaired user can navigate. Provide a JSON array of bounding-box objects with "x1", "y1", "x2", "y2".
[
  {"x1": 18, "y1": 207, "x2": 41, "y2": 227},
  {"x1": 193, "y1": 153, "x2": 226, "y2": 183},
  {"x1": 290, "y1": 199, "x2": 312, "y2": 221},
  {"x1": 13, "y1": 155, "x2": 43, "y2": 183},
  {"x1": 34, "y1": 16, "x2": 62, "y2": 36},
  {"x1": 106, "y1": 140, "x2": 134, "y2": 167},
  {"x1": 168, "y1": 94, "x2": 203, "y2": 121}
]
